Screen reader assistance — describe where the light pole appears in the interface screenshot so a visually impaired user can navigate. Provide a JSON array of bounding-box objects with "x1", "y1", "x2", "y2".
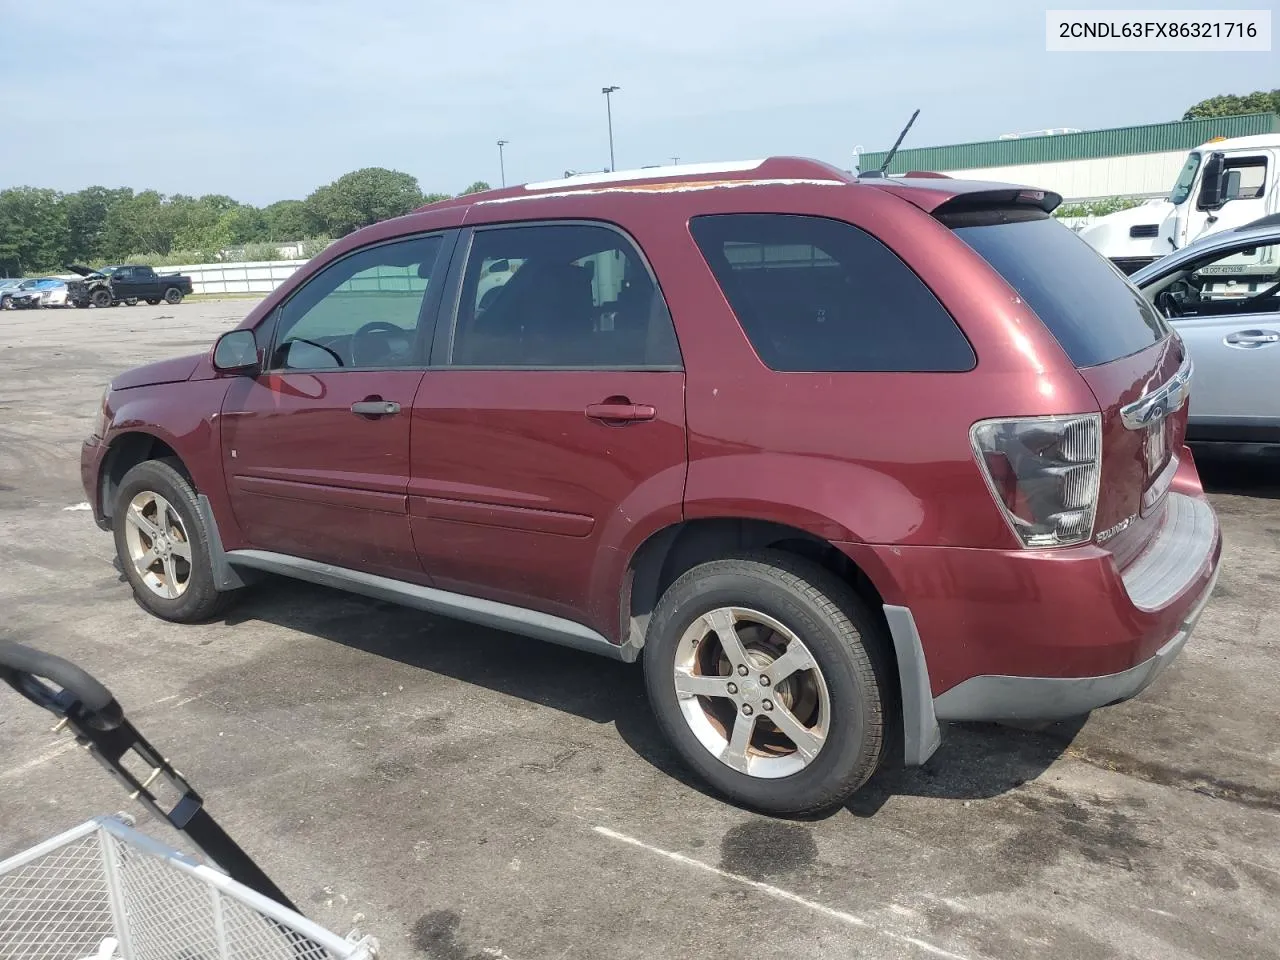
[
  {"x1": 496, "y1": 139, "x2": 509, "y2": 187},
  {"x1": 601, "y1": 86, "x2": 620, "y2": 171},
  {"x1": 670, "y1": 156, "x2": 680, "y2": 166}
]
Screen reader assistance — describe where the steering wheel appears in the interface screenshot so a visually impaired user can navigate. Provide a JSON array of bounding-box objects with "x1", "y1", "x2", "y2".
[
  {"x1": 1155, "y1": 289, "x2": 1183, "y2": 318},
  {"x1": 351, "y1": 321, "x2": 407, "y2": 366}
]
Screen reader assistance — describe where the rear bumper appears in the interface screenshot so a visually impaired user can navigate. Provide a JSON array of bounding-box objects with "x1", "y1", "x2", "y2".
[
  {"x1": 853, "y1": 490, "x2": 1221, "y2": 765},
  {"x1": 930, "y1": 563, "x2": 1217, "y2": 723}
]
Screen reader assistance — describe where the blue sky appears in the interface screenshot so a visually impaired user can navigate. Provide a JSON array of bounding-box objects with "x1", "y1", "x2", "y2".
[{"x1": 0, "y1": 0, "x2": 1274, "y2": 205}]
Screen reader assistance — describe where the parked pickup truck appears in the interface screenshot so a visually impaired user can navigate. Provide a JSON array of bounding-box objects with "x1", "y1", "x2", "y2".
[{"x1": 66, "y1": 264, "x2": 194, "y2": 308}]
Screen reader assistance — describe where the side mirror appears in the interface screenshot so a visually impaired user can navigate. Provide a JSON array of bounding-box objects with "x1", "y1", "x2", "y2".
[
  {"x1": 1196, "y1": 152, "x2": 1228, "y2": 211},
  {"x1": 1223, "y1": 169, "x2": 1242, "y2": 202},
  {"x1": 212, "y1": 329, "x2": 260, "y2": 375}
]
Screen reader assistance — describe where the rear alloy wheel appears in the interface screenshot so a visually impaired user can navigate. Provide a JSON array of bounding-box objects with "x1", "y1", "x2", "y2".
[
  {"x1": 644, "y1": 552, "x2": 889, "y2": 816},
  {"x1": 90, "y1": 288, "x2": 112, "y2": 309},
  {"x1": 164, "y1": 287, "x2": 184, "y2": 305},
  {"x1": 112, "y1": 459, "x2": 237, "y2": 622}
]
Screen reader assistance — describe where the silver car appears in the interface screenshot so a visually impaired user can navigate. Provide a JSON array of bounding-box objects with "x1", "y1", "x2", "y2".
[{"x1": 1132, "y1": 215, "x2": 1280, "y2": 454}]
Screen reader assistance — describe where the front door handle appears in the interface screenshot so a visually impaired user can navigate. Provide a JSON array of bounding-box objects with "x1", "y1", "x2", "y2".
[
  {"x1": 1224, "y1": 329, "x2": 1280, "y2": 348},
  {"x1": 350, "y1": 399, "x2": 401, "y2": 417},
  {"x1": 585, "y1": 401, "x2": 657, "y2": 424}
]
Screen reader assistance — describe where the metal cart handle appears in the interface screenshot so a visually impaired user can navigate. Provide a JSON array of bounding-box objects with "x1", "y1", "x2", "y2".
[
  {"x1": 0, "y1": 640, "x2": 123, "y2": 729},
  {"x1": 2, "y1": 638, "x2": 303, "y2": 915}
]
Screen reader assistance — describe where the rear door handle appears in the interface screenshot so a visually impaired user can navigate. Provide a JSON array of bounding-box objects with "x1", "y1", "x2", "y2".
[
  {"x1": 350, "y1": 400, "x2": 401, "y2": 417},
  {"x1": 1224, "y1": 329, "x2": 1280, "y2": 348},
  {"x1": 585, "y1": 401, "x2": 657, "y2": 424}
]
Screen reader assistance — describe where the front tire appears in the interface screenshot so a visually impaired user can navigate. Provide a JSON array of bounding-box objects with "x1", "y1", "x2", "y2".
[
  {"x1": 644, "y1": 552, "x2": 890, "y2": 816},
  {"x1": 112, "y1": 459, "x2": 236, "y2": 623},
  {"x1": 163, "y1": 287, "x2": 184, "y2": 305},
  {"x1": 90, "y1": 288, "x2": 112, "y2": 309}
]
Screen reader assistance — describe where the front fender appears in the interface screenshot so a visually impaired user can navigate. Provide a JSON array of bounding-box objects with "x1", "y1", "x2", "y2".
[{"x1": 102, "y1": 380, "x2": 241, "y2": 545}]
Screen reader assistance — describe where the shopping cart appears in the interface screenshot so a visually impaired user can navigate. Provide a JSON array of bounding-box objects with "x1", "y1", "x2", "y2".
[{"x1": 0, "y1": 640, "x2": 378, "y2": 960}]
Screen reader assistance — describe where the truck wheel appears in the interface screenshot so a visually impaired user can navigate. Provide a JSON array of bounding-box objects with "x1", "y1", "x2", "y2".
[
  {"x1": 90, "y1": 288, "x2": 112, "y2": 309},
  {"x1": 164, "y1": 287, "x2": 184, "y2": 305},
  {"x1": 124, "y1": 298, "x2": 139, "y2": 306},
  {"x1": 643, "y1": 551, "x2": 891, "y2": 816},
  {"x1": 112, "y1": 459, "x2": 238, "y2": 623},
  {"x1": 146, "y1": 298, "x2": 160, "y2": 305}
]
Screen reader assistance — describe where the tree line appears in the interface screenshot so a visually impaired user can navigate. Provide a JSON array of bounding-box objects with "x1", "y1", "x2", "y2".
[
  {"x1": 0, "y1": 168, "x2": 491, "y2": 276},
  {"x1": 1182, "y1": 88, "x2": 1280, "y2": 120}
]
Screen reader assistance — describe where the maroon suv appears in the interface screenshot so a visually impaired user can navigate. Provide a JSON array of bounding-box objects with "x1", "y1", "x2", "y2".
[{"x1": 81, "y1": 158, "x2": 1221, "y2": 814}]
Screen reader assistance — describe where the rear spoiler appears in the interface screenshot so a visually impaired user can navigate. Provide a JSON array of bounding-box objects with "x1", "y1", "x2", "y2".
[{"x1": 932, "y1": 187, "x2": 1062, "y2": 216}]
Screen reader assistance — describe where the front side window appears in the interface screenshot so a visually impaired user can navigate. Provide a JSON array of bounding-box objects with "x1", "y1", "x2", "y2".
[
  {"x1": 1224, "y1": 157, "x2": 1268, "y2": 200},
  {"x1": 1145, "y1": 240, "x2": 1280, "y2": 319},
  {"x1": 449, "y1": 223, "x2": 681, "y2": 368},
  {"x1": 270, "y1": 233, "x2": 443, "y2": 370},
  {"x1": 1169, "y1": 152, "x2": 1202, "y2": 205},
  {"x1": 690, "y1": 213, "x2": 975, "y2": 373}
]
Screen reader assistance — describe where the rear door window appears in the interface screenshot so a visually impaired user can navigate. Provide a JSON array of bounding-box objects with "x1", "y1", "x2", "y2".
[
  {"x1": 944, "y1": 212, "x2": 1169, "y2": 367},
  {"x1": 689, "y1": 214, "x2": 974, "y2": 372}
]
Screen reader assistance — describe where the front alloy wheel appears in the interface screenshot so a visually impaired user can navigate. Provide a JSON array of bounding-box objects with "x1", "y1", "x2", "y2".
[
  {"x1": 122, "y1": 490, "x2": 192, "y2": 599},
  {"x1": 674, "y1": 607, "x2": 830, "y2": 778}
]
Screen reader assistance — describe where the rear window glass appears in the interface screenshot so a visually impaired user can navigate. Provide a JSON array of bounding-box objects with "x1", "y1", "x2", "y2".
[
  {"x1": 947, "y1": 214, "x2": 1169, "y2": 367},
  {"x1": 690, "y1": 214, "x2": 975, "y2": 372}
]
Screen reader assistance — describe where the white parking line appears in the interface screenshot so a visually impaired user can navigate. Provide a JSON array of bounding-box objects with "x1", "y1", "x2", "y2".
[
  {"x1": 592, "y1": 825, "x2": 975, "y2": 960},
  {"x1": 1, "y1": 740, "x2": 79, "y2": 780}
]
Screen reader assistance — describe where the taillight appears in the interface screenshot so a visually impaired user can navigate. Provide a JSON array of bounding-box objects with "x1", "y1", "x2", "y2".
[{"x1": 971, "y1": 414, "x2": 1101, "y2": 548}]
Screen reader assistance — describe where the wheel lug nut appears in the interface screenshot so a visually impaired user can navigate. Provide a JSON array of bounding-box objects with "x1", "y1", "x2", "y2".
[
  {"x1": 726, "y1": 682, "x2": 738, "y2": 694},
  {"x1": 742, "y1": 704, "x2": 753, "y2": 716},
  {"x1": 759, "y1": 676, "x2": 770, "y2": 687},
  {"x1": 762, "y1": 699, "x2": 773, "y2": 711},
  {"x1": 737, "y1": 664, "x2": 748, "y2": 676}
]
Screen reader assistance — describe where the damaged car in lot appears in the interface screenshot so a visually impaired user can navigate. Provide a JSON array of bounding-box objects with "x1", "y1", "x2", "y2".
[
  {"x1": 4, "y1": 277, "x2": 69, "y2": 309},
  {"x1": 66, "y1": 264, "x2": 194, "y2": 308}
]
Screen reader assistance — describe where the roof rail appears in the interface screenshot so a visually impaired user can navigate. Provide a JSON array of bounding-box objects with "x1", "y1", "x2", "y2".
[
  {"x1": 522, "y1": 157, "x2": 852, "y2": 192},
  {"x1": 413, "y1": 157, "x2": 853, "y2": 212}
]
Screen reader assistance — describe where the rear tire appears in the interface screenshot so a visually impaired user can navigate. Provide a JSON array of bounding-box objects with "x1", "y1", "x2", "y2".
[
  {"x1": 146, "y1": 298, "x2": 160, "y2": 305},
  {"x1": 643, "y1": 551, "x2": 891, "y2": 816},
  {"x1": 112, "y1": 459, "x2": 237, "y2": 623},
  {"x1": 124, "y1": 297, "x2": 139, "y2": 306},
  {"x1": 163, "y1": 287, "x2": 184, "y2": 305}
]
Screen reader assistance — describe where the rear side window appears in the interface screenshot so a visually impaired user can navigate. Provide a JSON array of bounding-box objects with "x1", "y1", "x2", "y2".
[
  {"x1": 945, "y1": 213, "x2": 1169, "y2": 367},
  {"x1": 689, "y1": 214, "x2": 974, "y2": 372}
]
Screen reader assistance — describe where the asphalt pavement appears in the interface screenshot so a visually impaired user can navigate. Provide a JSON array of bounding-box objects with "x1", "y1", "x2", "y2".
[{"x1": 1, "y1": 300, "x2": 1277, "y2": 959}]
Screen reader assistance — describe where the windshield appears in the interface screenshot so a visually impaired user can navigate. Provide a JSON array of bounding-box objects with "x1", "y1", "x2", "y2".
[
  {"x1": 948, "y1": 213, "x2": 1170, "y2": 367},
  {"x1": 1169, "y1": 152, "x2": 1202, "y2": 205}
]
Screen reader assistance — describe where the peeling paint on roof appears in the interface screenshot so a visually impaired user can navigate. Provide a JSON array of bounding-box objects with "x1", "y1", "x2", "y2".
[
  {"x1": 525, "y1": 160, "x2": 766, "y2": 191},
  {"x1": 478, "y1": 178, "x2": 847, "y2": 205}
]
